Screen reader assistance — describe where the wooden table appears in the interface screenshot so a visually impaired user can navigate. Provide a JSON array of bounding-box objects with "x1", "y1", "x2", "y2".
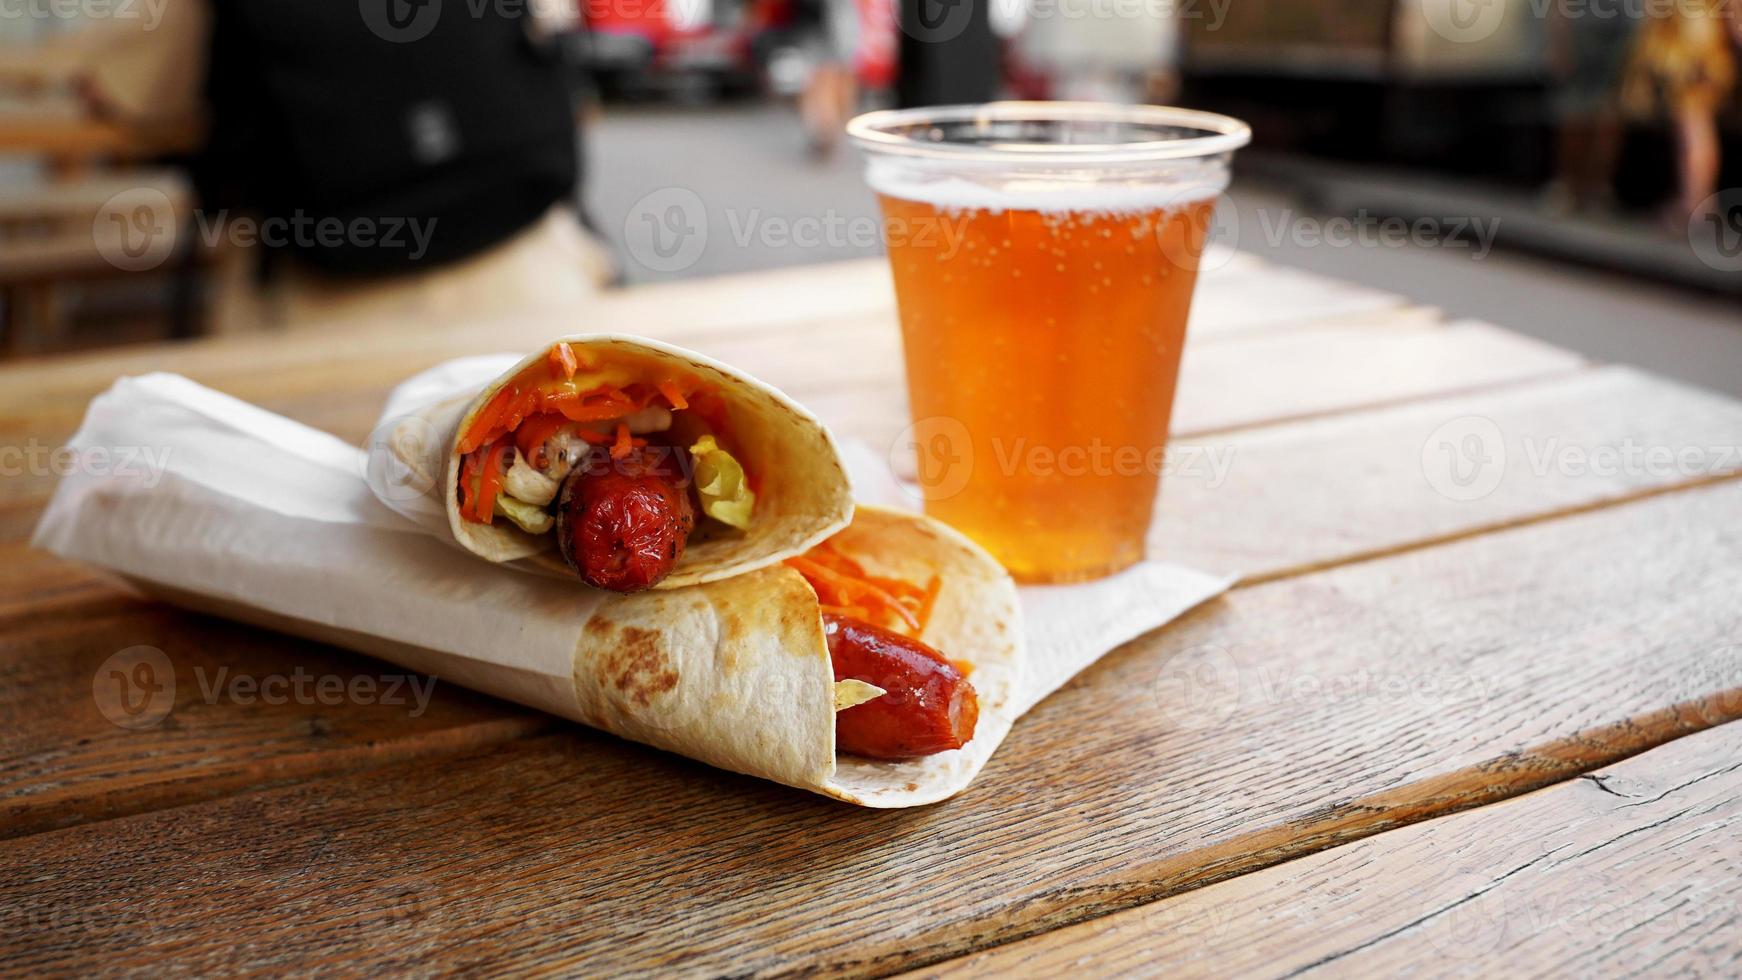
[
  {"x1": 2, "y1": 255, "x2": 1739, "y2": 975},
  {"x1": 0, "y1": 101, "x2": 201, "y2": 178}
]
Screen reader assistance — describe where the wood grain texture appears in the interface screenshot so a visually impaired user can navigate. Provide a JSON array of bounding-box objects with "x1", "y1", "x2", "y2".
[
  {"x1": 912, "y1": 718, "x2": 1742, "y2": 979},
  {"x1": 746, "y1": 318, "x2": 1588, "y2": 470},
  {"x1": 1185, "y1": 258, "x2": 1409, "y2": 337},
  {"x1": 4, "y1": 479, "x2": 1740, "y2": 976},
  {"x1": 0, "y1": 563, "x2": 552, "y2": 839},
  {"x1": 1152, "y1": 366, "x2": 1742, "y2": 579}
]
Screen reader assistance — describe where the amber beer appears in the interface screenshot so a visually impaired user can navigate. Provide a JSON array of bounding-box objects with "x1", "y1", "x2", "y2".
[{"x1": 851, "y1": 104, "x2": 1250, "y2": 583}]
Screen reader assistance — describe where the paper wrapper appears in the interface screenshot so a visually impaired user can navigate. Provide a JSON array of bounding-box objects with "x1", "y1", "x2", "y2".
[{"x1": 33, "y1": 374, "x2": 1232, "y2": 805}]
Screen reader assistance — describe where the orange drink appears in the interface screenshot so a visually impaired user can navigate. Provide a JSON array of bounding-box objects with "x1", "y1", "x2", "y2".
[{"x1": 849, "y1": 103, "x2": 1250, "y2": 583}]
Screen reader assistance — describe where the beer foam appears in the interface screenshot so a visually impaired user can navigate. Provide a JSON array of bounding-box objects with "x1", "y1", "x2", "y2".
[{"x1": 865, "y1": 159, "x2": 1227, "y2": 215}]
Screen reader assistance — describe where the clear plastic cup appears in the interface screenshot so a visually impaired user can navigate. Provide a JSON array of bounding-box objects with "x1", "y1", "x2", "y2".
[{"x1": 849, "y1": 102, "x2": 1250, "y2": 583}]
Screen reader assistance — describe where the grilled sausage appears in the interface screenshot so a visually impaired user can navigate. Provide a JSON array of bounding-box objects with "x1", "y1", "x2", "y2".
[
  {"x1": 556, "y1": 448, "x2": 694, "y2": 592},
  {"x1": 824, "y1": 613, "x2": 978, "y2": 759}
]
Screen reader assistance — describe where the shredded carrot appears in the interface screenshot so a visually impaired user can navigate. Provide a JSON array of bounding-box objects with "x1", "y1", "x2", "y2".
[
  {"x1": 459, "y1": 384, "x2": 520, "y2": 454},
  {"x1": 803, "y1": 542, "x2": 866, "y2": 577},
  {"x1": 464, "y1": 440, "x2": 512, "y2": 524},
  {"x1": 545, "y1": 388, "x2": 641, "y2": 424},
  {"x1": 866, "y1": 576, "x2": 925, "y2": 601},
  {"x1": 456, "y1": 356, "x2": 742, "y2": 526},
  {"x1": 656, "y1": 380, "x2": 689, "y2": 410},
  {"x1": 462, "y1": 381, "x2": 636, "y2": 452},
  {"x1": 787, "y1": 541, "x2": 945, "y2": 637},
  {"x1": 514, "y1": 413, "x2": 570, "y2": 469},
  {"x1": 786, "y1": 555, "x2": 921, "y2": 633},
  {"x1": 914, "y1": 576, "x2": 942, "y2": 635},
  {"x1": 548, "y1": 342, "x2": 579, "y2": 380}
]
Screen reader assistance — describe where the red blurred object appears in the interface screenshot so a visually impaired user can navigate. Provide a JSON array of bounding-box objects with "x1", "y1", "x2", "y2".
[
  {"x1": 579, "y1": 0, "x2": 795, "y2": 96},
  {"x1": 853, "y1": 0, "x2": 897, "y2": 90}
]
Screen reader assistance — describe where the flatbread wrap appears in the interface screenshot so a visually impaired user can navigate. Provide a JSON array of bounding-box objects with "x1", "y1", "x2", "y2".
[
  {"x1": 374, "y1": 336, "x2": 854, "y2": 592},
  {"x1": 32, "y1": 371, "x2": 1024, "y2": 803},
  {"x1": 568, "y1": 505, "x2": 1024, "y2": 804}
]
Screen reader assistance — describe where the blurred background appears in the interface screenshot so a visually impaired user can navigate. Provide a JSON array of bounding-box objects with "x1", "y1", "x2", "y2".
[{"x1": 1, "y1": 0, "x2": 1738, "y2": 392}]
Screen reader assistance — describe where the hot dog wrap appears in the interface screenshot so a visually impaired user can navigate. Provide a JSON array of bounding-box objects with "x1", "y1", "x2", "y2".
[
  {"x1": 558, "y1": 505, "x2": 1024, "y2": 805},
  {"x1": 369, "y1": 337, "x2": 854, "y2": 591},
  {"x1": 35, "y1": 374, "x2": 1025, "y2": 806}
]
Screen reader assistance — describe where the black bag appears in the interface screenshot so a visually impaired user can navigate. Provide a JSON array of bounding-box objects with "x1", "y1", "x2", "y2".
[{"x1": 198, "y1": 0, "x2": 579, "y2": 275}]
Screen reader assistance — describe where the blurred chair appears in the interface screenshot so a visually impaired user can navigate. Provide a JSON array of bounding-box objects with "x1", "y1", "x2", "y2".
[{"x1": 0, "y1": 171, "x2": 193, "y2": 354}]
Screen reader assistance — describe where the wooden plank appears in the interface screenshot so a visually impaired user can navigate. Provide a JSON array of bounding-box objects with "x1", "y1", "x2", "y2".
[
  {"x1": 799, "y1": 318, "x2": 1587, "y2": 457},
  {"x1": 913, "y1": 719, "x2": 1742, "y2": 978},
  {"x1": 4, "y1": 479, "x2": 1739, "y2": 976},
  {"x1": 1186, "y1": 259, "x2": 1410, "y2": 337},
  {"x1": 557, "y1": 249, "x2": 1399, "y2": 344},
  {"x1": 0, "y1": 543, "x2": 552, "y2": 840},
  {"x1": 1152, "y1": 366, "x2": 1742, "y2": 579}
]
